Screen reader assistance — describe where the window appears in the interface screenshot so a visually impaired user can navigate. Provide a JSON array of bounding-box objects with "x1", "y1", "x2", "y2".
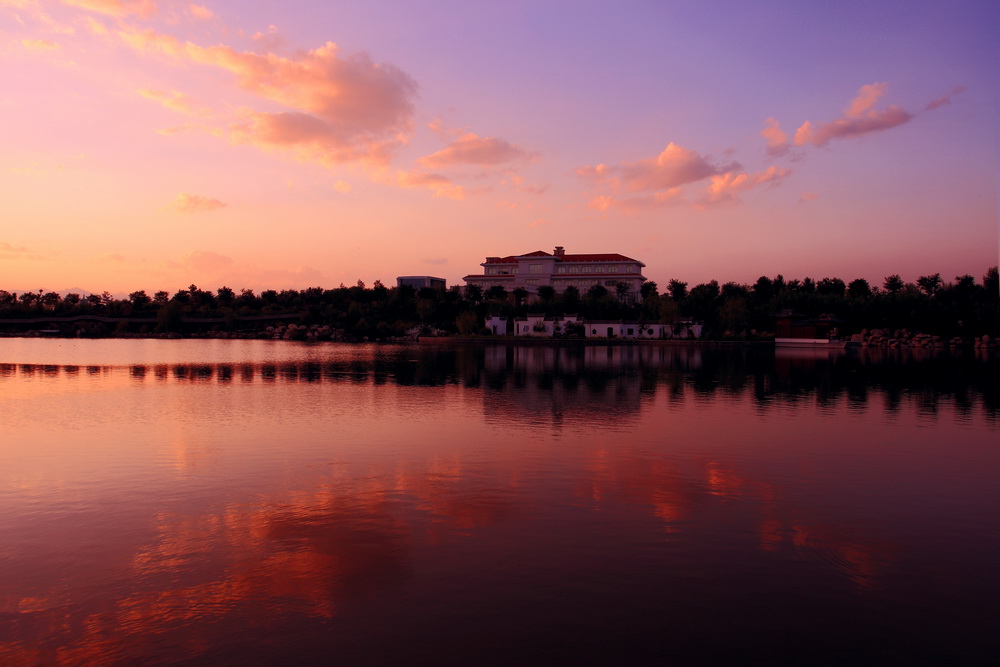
[{"x1": 529, "y1": 263, "x2": 543, "y2": 274}]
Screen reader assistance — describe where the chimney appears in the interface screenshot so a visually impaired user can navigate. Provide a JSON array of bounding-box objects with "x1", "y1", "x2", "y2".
[{"x1": 553, "y1": 246, "x2": 565, "y2": 257}]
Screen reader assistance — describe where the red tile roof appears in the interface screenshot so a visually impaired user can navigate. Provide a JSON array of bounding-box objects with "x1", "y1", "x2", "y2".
[{"x1": 484, "y1": 251, "x2": 641, "y2": 264}]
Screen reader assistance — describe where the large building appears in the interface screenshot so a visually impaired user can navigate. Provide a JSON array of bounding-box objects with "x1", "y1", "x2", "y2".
[{"x1": 463, "y1": 246, "x2": 646, "y2": 299}]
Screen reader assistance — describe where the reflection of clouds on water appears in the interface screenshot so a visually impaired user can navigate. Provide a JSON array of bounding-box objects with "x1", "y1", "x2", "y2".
[{"x1": 1, "y1": 342, "x2": 997, "y2": 663}]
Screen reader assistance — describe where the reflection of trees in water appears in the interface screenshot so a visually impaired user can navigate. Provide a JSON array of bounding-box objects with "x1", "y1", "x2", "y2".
[{"x1": 3, "y1": 346, "x2": 997, "y2": 419}]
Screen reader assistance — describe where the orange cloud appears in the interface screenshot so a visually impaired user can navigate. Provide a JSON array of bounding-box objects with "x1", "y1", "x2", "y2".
[
  {"x1": 117, "y1": 31, "x2": 418, "y2": 165},
  {"x1": 1, "y1": 241, "x2": 31, "y2": 258},
  {"x1": 21, "y1": 38, "x2": 60, "y2": 50},
  {"x1": 166, "y1": 193, "x2": 227, "y2": 213},
  {"x1": 418, "y1": 132, "x2": 531, "y2": 168},
  {"x1": 799, "y1": 191, "x2": 820, "y2": 203},
  {"x1": 138, "y1": 88, "x2": 202, "y2": 115},
  {"x1": 62, "y1": 0, "x2": 157, "y2": 17},
  {"x1": 187, "y1": 3, "x2": 212, "y2": 20}
]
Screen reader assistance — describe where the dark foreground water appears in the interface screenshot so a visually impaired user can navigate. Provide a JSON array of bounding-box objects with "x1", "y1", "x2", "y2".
[{"x1": 1, "y1": 339, "x2": 998, "y2": 665}]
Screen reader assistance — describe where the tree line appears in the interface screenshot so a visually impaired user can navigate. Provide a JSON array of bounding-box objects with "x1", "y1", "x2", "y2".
[{"x1": 1, "y1": 267, "x2": 997, "y2": 340}]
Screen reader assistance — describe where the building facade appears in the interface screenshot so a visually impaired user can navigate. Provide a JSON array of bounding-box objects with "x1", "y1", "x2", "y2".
[{"x1": 463, "y1": 246, "x2": 646, "y2": 300}]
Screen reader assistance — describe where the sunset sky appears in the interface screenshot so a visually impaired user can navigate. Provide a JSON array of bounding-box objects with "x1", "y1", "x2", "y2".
[{"x1": 1, "y1": 0, "x2": 997, "y2": 295}]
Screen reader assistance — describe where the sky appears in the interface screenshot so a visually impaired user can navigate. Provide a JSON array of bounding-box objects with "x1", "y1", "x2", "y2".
[{"x1": 1, "y1": 0, "x2": 997, "y2": 295}]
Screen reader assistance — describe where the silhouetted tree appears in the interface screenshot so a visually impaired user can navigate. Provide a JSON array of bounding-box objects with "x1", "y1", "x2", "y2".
[
  {"x1": 586, "y1": 284, "x2": 608, "y2": 301},
  {"x1": 667, "y1": 279, "x2": 688, "y2": 301},
  {"x1": 883, "y1": 275, "x2": 904, "y2": 294},
  {"x1": 984, "y1": 267, "x2": 999, "y2": 300},
  {"x1": 816, "y1": 277, "x2": 845, "y2": 297},
  {"x1": 129, "y1": 290, "x2": 151, "y2": 308},
  {"x1": 464, "y1": 284, "x2": 483, "y2": 303},
  {"x1": 640, "y1": 281, "x2": 658, "y2": 299},
  {"x1": 485, "y1": 285, "x2": 507, "y2": 301},
  {"x1": 562, "y1": 286, "x2": 580, "y2": 309},
  {"x1": 216, "y1": 286, "x2": 235, "y2": 304},
  {"x1": 917, "y1": 273, "x2": 942, "y2": 296},
  {"x1": 847, "y1": 278, "x2": 871, "y2": 299}
]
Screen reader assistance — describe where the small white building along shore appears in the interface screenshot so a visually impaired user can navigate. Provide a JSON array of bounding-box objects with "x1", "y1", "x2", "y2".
[{"x1": 486, "y1": 315, "x2": 703, "y2": 340}]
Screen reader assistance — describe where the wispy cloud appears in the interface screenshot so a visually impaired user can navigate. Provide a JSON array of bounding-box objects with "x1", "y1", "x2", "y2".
[
  {"x1": 166, "y1": 193, "x2": 227, "y2": 213},
  {"x1": 187, "y1": 3, "x2": 212, "y2": 21},
  {"x1": 761, "y1": 117, "x2": 789, "y2": 157},
  {"x1": 117, "y1": 29, "x2": 418, "y2": 166},
  {"x1": 0, "y1": 241, "x2": 45, "y2": 261},
  {"x1": 62, "y1": 0, "x2": 157, "y2": 17},
  {"x1": 418, "y1": 132, "x2": 532, "y2": 169},
  {"x1": 579, "y1": 143, "x2": 736, "y2": 193},
  {"x1": 925, "y1": 85, "x2": 967, "y2": 111},
  {"x1": 395, "y1": 170, "x2": 465, "y2": 200},
  {"x1": 763, "y1": 83, "x2": 918, "y2": 156},
  {"x1": 21, "y1": 38, "x2": 60, "y2": 51},
  {"x1": 138, "y1": 88, "x2": 203, "y2": 115},
  {"x1": 581, "y1": 142, "x2": 747, "y2": 211},
  {"x1": 698, "y1": 166, "x2": 792, "y2": 208},
  {"x1": 799, "y1": 191, "x2": 820, "y2": 203}
]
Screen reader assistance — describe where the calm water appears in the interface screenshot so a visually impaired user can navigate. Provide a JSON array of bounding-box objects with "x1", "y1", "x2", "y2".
[{"x1": 1, "y1": 339, "x2": 998, "y2": 665}]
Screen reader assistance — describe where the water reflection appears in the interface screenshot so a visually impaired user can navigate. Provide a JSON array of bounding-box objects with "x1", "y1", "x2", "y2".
[
  {"x1": 2, "y1": 343, "x2": 996, "y2": 420},
  {"x1": 1, "y1": 342, "x2": 998, "y2": 664}
]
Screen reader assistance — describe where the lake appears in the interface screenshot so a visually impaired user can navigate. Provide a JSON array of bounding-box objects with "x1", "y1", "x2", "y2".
[{"x1": 1, "y1": 338, "x2": 998, "y2": 665}]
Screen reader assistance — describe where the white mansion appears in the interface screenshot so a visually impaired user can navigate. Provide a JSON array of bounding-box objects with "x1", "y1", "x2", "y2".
[{"x1": 463, "y1": 246, "x2": 647, "y2": 298}]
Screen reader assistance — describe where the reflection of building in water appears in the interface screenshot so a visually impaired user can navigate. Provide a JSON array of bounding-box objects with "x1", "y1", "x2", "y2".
[{"x1": 480, "y1": 345, "x2": 665, "y2": 427}]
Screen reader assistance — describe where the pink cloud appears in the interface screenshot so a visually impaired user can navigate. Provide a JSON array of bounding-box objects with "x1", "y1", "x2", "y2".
[
  {"x1": 587, "y1": 188, "x2": 684, "y2": 212},
  {"x1": 925, "y1": 85, "x2": 967, "y2": 111},
  {"x1": 117, "y1": 30, "x2": 418, "y2": 165},
  {"x1": 580, "y1": 142, "x2": 733, "y2": 194},
  {"x1": 760, "y1": 117, "x2": 789, "y2": 157},
  {"x1": 395, "y1": 170, "x2": 465, "y2": 200},
  {"x1": 792, "y1": 83, "x2": 914, "y2": 148},
  {"x1": 799, "y1": 191, "x2": 820, "y2": 203},
  {"x1": 166, "y1": 193, "x2": 227, "y2": 213},
  {"x1": 183, "y1": 250, "x2": 233, "y2": 273},
  {"x1": 187, "y1": 3, "x2": 212, "y2": 20},
  {"x1": 698, "y1": 166, "x2": 792, "y2": 208},
  {"x1": 418, "y1": 133, "x2": 531, "y2": 168},
  {"x1": 844, "y1": 82, "x2": 887, "y2": 118},
  {"x1": 62, "y1": 0, "x2": 157, "y2": 17}
]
